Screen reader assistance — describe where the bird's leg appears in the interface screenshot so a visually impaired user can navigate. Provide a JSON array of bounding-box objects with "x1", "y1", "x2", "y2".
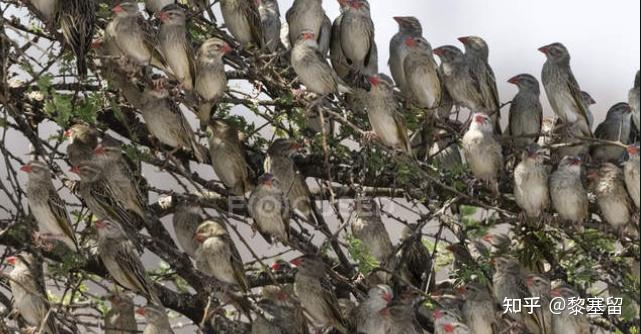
[{"x1": 363, "y1": 131, "x2": 378, "y2": 143}]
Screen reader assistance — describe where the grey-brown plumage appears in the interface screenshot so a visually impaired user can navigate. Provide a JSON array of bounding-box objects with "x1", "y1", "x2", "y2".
[
  {"x1": 172, "y1": 203, "x2": 203, "y2": 258},
  {"x1": 526, "y1": 274, "x2": 552, "y2": 334},
  {"x1": 194, "y1": 220, "x2": 249, "y2": 292},
  {"x1": 363, "y1": 74, "x2": 411, "y2": 153},
  {"x1": 208, "y1": 119, "x2": 253, "y2": 196},
  {"x1": 21, "y1": 160, "x2": 78, "y2": 251},
  {"x1": 461, "y1": 282, "x2": 496, "y2": 334},
  {"x1": 220, "y1": 0, "x2": 263, "y2": 47},
  {"x1": 286, "y1": 0, "x2": 331, "y2": 55},
  {"x1": 258, "y1": 0, "x2": 281, "y2": 52},
  {"x1": 397, "y1": 223, "x2": 434, "y2": 290},
  {"x1": 389, "y1": 16, "x2": 422, "y2": 92},
  {"x1": 549, "y1": 287, "x2": 589, "y2": 334},
  {"x1": 65, "y1": 123, "x2": 99, "y2": 167},
  {"x1": 539, "y1": 43, "x2": 592, "y2": 137},
  {"x1": 29, "y1": 0, "x2": 57, "y2": 22},
  {"x1": 195, "y1": 38, "x2": 230, "y2": 130},
  {"x1": 59, "y1": 0, "x2": 95, "y2": 77},
  {"x1": 138, "y1": 303, "x2": 174, "y2": 334},
  {"x1": 248, "y1": 174, "x2": 291, "y2": 244},
  {"x1": 158, "y1": 5, "x2": 195, "y2": 90},
  {"x1": 461, "y1": 113, "x2": 503, "y2": 193},
  {"x1": 339, "y1": 0, "x2": 377, "y2": 76},
  {"x1": 507, "y1": 74, "x2": 543, "y2": 147},
  {"x1": 403, "y1": 36, "x2": 445, "y2": 112},
  {"x1": 145, "y1": 0, "x2": 174, "y2": 14},
  {"x1": 426, "y1": 129, "x2": 463, "y2": 170},
  {"x1": 350, "y1": 198, "x2": 393, "y2": 264},
  {"x1": 140, "y1": 86, "x2": 207, "y2": 163},
  {"x1": 624, "y1": 145, "x2": 640, "y2": 209},
  {"x1": 330, "y1": 2, "x2": 350, "y2": 79},
  {"x1": 96, "y1": 219, "x2": 161, "y2": 304},
  {"x1": 514, "y1": 144, "x2": 549, "y2": 219},
  {"x1": 630, "y1": 71, "x2": 640, "y2": 133},
  {"x1": 104, "y1": 293, "x2": 137, "y2": 334},
  {"x1": 355, "y1": 284, "x2": 393, "y2": 334},
  {"x1": 252, "y1": 285, "x2": 309, "y2": 334},
  {"x1": 264, "y1": 139, "x2": 313, "y2": 221},
  {"x1": 433, "y1": 46, "x2": 485, "y2": 114},
  {"x1": 6, "y1": 253, "x2": 58, "y2": 334},
  {"x1": 291, "y1": 31, "x2": 351, "y2": 95},
  {"x1": 549, "y1": 156, "x2": 589, "y2": 223},
  {"x1": 592, "y1": 103, "x2": 632, "y2": 162},
  {"x1": 581, "y1": 91, "x2": 596, "y2": 130},
  {"x1": 551, "y1": 121, "x2": 589, "y2": 163},
  {"x1": 588, "y1": 163, "x2": 632, "y2": 230},
  {"x1": 291, "y1": 256, "x2": 348, "y2": 333}
]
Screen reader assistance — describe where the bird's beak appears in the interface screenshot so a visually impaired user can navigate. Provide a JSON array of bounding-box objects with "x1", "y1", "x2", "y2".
[
  {"x1": 538, "y1": 46, "x2": 549, "y2": 54},
  {"x1": 432, "y1": 47, "x2": 445, "y2": 57},
  {"x1": 457, "y1": 36, "x2": 470, "y2": 45},
  {"x1": 290, "y1": 257, "x2": 303, "y2": 266},
  {"x1": 393, "y1": 16, "x2": 404, "y2": 24},
  {"x1": 20, "y1": 164, "x2": 33, "y2": 173},
  {"x1": 135, "y1": 307, "x2": 145, "y2": 316},
  {"x1": 482, "y1": 234, "x2": 493, "y2": 242},
  {"x1": 382, "y1": 292, "x2": 393, "y2": 303},
  {"x1": 64, "y1": 130, "x2": 73, "y2": 138},
  {"x1": 367, "y1": 76, "x2": 380, "y2": 87},
  {"x1": 222, "y1": 43, "x2": 233, "y2": 55},
  {"x1": 94, "y1": 220, "x2": 107, "y2": 229},
  {"x1": 627, "y1": 145, "x2": 639, "y2": 156},
  {"x1": 94, "y1": 145, "x2": 105, "y2": 155},
  {"x1": 405, "y1": 37, "x2": 417, "y2": 47},
  {"x1": 112, "y1": 5, "x2": 124, "y2": 13},
  {"x1": 157, "y1": 11, "x2": 168, "y2": 22},
  {"x1": 70, "y1": 166, "x2": 81, "y2": 175},
  {"x1": 507, "y1": 76, "x2": 520, "y2": 85},
  {"x1": 5, "y1": 256, "x2": 16, "y2": 266},
  {"x1": 432, "y1": 310, "x2": 442, "y2": 319},
  {"x1": 194, "y1": 233, "x2": 206, "y2": 243}
]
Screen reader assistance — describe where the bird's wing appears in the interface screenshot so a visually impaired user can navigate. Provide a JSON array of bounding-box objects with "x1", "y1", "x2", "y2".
[
  {"x1": 320, "y1": 276, "x2": 347, "y2": 328},
  {"x1": 566, "y1": 70, "x2": 593, "y2": 136},
  {"x1": 226, "y1": 234, "x2": 249, "y2": 292},
  {"x1": 393, "y1": 111, "x2": 412, "y2": 154},
  {"x1": 485, "y1": 64, "x2": 500, "y2": 111},
  {"x1": 247, "y1": 190, "x2": 274, "y2": 244},
  {"x1": 138, "y1": 14, "x2": 167, "y2": 67},
  {"x1": 47, "y1": 184, "x2": 78, "y2": 248},
  {"x1": 114, "y1": 242, "x2": 157, "y2": 301},
  {"x1": 242, "y1": 0, "x2": 263, "y2": 47}
]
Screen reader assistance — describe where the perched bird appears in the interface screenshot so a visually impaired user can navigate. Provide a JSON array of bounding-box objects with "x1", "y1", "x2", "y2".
[
  {"x1": 440, "y1": 322, "x2": 472, "y2": 334},
  {"x1": 220, "y1": 0, "x2": 262, "y2": 47},
  {"x1": 630, "y1": 71, "x2": 640, "y2": 135},
  {"x1": 592, "y1": 103, "x2": 633, "y2": 162},
  {"x1": 21, "y1": 160, "x2": 78, "y2": 250},
  {"x1": 549, "y1": 156, "x2": 589, "y2": 224},
  {"x1": 350, "y1": 197, "x2": 393, "y2": 264},
  {"x1": 461, "y1": 113, "x2": 503, "y2": 194},
  {"x1": 389, "y1": 16, "x2": 423, "y2": 92},
  {"x1": 330, "y1": 0, "x2": 351, "y2": 79},
  {"x1": 264, "y1": 139, "x2": 313, "y2": 221},
  {"x1": 28, "y1": 0, "x2": 57, "y2": 22},
  {"x1": 433, "y1": 46, "x2": 485, "y2": 114},
  {"x1": 137, "y1": 303, "x2": 174, "y2": 334},
  {"x1": 338, "y1": 0, "x2": 377, "y2": 77},
  {"x1": 107, "y1": 2, "x2": 167, "y2": 69},
  {"x1": 513, "y1": 144, "x2": 550, "y2": 219},
  {"x1": 461, "y1": 282, "x2": 497, "y2": 334},
  {"x1": 286, "y1": 0, "x2": 332, "y2": 55},
  {"x1": 291, "y1": 256, "x2": 348, "y2": 333},
  {"x1": 59, "y1": 0, "x2": 95, "y2": 77},
  {"x1": 6, "y1": 253, "x2": 58, "y2": 334},
  {"x1": 208, "y1": 119, "x2": 253, "y2": 196},
  {"x1": 248, "y1": 174, "x2": 291, "y2": 244},
  {"x1": 65, "y1": 123, "x2": 99, "y2": 166},
  {"x1": 354, "y1": 284, "x2": 393, "y2": 334},
  {"x1": 427, "y1": 129, "x2": 463, "y2": 170},
  {"x1": 539, "y1": 43, "x2": 592, "y2": 137},
  {"x1": 252, "y1": 285, "x2": 309, "y2": 334},
  {"x1": 145, "y1": 0, "x2": 174, "y2": 14},
  {"x1": 623, "y1": 145, "x2": 640, "y2": 209},
  {"x1": 194, "y1": 220, "x2": 249, "y2": 292},
  {"x1": 433, "y1": 309, "x2": 464, "y2": 334},
  {"x1": 363, "y1": 74, "x2": 411, "y2": 153},
  {"x1": 171, "y1": 203, "x2": 203, "y2": 258},
  {"x1": 396, "y1": 223, "x2": 434, "y2": 290},
  {"x1": 258, "y1": 0, "x2": 282, "y2": 52},
  {"x1": 104, "y1": 293, "x2": 137, "y2": 334},
  {"x1": 291, "y1": 31, "x2": 351, "y2": 96},
  {"x1": 526, "y1": 274, "x2": 552, "y2": 334},
  {"x1": 158, "y1": 5, "x2": 195, "y2": 90},
  {"x1": 581, "y1": 91, "x2": 596, "y2": 130},
  {"x1": 492, "y1": 256, "x2": 542, "y2": 334},
  {"x1": 402, "y1": 36, "x2": 444, "y2": 112},
  {"x1": 140, "y1": 86, "x2": 207, "y2": 163},
  {"x1": 549, "y1": 286, "x2": 590, "y2": 334},
  {"x1": 95, "y1": 219, "x2": 161, "y2": 304},
  {"x1": 588, "y1": 163, "x2": 632, "y2": 231},
  {"x1": 194, "y1": 38, "x2": 231, "y2": 130},
  {"x1": 507, "y1": 74, "x2": 543, "y2": 147}
]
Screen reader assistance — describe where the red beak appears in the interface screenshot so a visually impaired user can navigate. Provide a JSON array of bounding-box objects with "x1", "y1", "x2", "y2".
[
  {"x1": 457, "y1": 36, "x2": 470, "y2": 45},
  {"x1": 538, "y1": 46, "x2": 549, "y2": 54},
  {"x1": 194, "y1": 233, "x2": 206, "y2": 243},
  {"x1": 432, "y1": 47, "x2": 445, "y2": 57},
  {"x1": 5, "y1": 256, "x2": 17, "y2": 266},
  {"x1": 70, "y1": 166, "x2": 81, "y2": 175},
  {"x1": 135, "y1": 307, "x2": 145, "y2": 316},
  {"x1": 405, "y1": 37, "x2": 417, "y2": 48},
  {"x1": 432, "y1": 310, "x2": 442, "y2": 319},
  {"x1": 94, "y1": 219, "x2": 107, "y2": 229},
  {"x1": 157, "y1": 11, "x2": 168, "y2": 22},
  {"x1": 627, "y1": 145, "x2": 639, "y2": 155},
  {"x1": 290, "y1": 257, "x2": 303, "y2": 266},
  {"x1": 222, "y1": 43, "x2": 233, "y2": 54},
  {"x1": 382, "y1": 292, "x2": 393, "y2": 303},
  {"x1": 94, "y1": 144, "x2": 105, "y2": 155},
  {"x1": 112, "y1": 4, "x2": 123, "y2": 13},
  {"x1": 507, "y1": 76, "x2": 520, "y2": 85},
  {"x1": 271, "y1": 262, "x2": 281, "y2": 271},
  {"x1": 482, "y1": 234, "x2": 493, "y2": 242},
  {"x1": 20, "y1": 164, "x2": 33, "y2": 173},
  {"x1": 443, "y1": 323, "x2": 455, "y2": 333},
  {"x1": 367, "y1": 76, "x2": 381, "y2": 87},
  {"x1": 64, "y1": 130, "x2": 73, "y2": 138}
]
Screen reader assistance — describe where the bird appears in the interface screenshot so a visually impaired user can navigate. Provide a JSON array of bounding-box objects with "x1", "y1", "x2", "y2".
[
  {"x1": 592, "y1": 102, "x2": 633, "y2": 162},
  {"x1": 549, "y1": 286, "x2": 590, "y2": 334},
  {"x1": 580, "y1": 91, "x2": 597, "y2": 130},
  {"x1": 220, "y1": 0, "x2": 263, "y2": 47},
  {"x1": 208, "y1": 119, "x2": 254, "y2": 196},
  {"x1": 362, "y1": 74, "x2": 412, "y2": 153},
  {"x1": 194, "y1": 38, "x2": 231, "y2": 130},
  {"x1": 440, "y1": 322, "x2": 472, "y2": 334},
  {"x1": 65, "y1": 123, "x2": 99, "y2": 167},
  {"x1": 539, "y1": 43, "x2": 592, "y2": 137},
  {"x1": 338, "y1": 0, "x2": 377, "y2": 78},
  {"x1": 461, "y1": 113, "x2": 503, "y2": 194},
  {"x1": 354, "y1": 284, "x2": 393, "y2": 334},
  {"x1": 433, "y1": 46, "x2": 485, "y2": 115},
  {"x1": 426, "y1": 129, "x2": 463, "y2": 170},
  {"x1": 402, "y1": 36, "x2": 445, "y2": 112},
  {"x1": 525, "y1": 274, "x2": 552, "y2": 334},
  {"x1": 458, "y1": 36, "x2": 501, "y2": 132},
  {"x1": 551, "y1": 120, "x2": 589, "y2": 164},
  {"x1": 106, "y1": 2, "x2": 167, "y2": 70},
  {"x1": 95, "y1": 219, "x2": 161, "y2": 304},
  {"x1": 137, "y1": 303, "x2": 175, "y2": 334},
  {"x1": 104, "y1": 293, "x2": 137, "y2": 334},
  {"x1": 630, "y1": 71, "x2": 640, "y2": 135},
  {"x1": 330, "y1": 0, "x2": 352, "y2": 80},
  {"x1": 507, "y1": 73, "x2": 543, "y2": 147},
  {"x1": 145, "y1": 0, "x2": 174, "y2": 14},
  {"x1": 291, "y1": 31, "x2": 351, "y2": 96},
  {"x1": 389, "y1": 16, "x2": 423, "y2": 93},
  {"x1": 460, "y1": 282, "x2": 497, "y2": 334},
  {"x1": 396, "y1": 223, "x2": 434, "y2": 290},
  {"x1": 263, "y1": 139, "x2": 313, "y2": 221},
  {"x1": 252, "y1": 285, "x2": 309, "y2": 334},
  {"x1": 28, "y1": 0, "x2": 57, "y2": 22},
  {"x1": 247, "y1": 173, "x2": 291, "y2": 244},
  {"x1": 6, "y1": 253, "x2": 59, "y2": 334},
  {"x1": 194, "y1": 219, "x2": 249, "y2": 292},
  {"x1": 258, "y1": 0, "x2": 282, "y2": 53},
  {"x1": 158, "y1": 5, "x2": 195, "y2": 91},
  {"x1": 549, "y1": 156, "x2": 589, "y2": 224},
  {"x1": 350, "y1": 197, "x2": 393, "y2": 265},
  {"x1": 286, "y1": 0, "x2": 332, "y2": 55},
  {"x1": 623, "y1": 144, "x2": 640, "y2": 209},
  {"x1": 291, "y1": 256, "x2": 348, "y2": 333},
  {"x1": 587, "y1": 163, "x2": 632, "y2": 232},
  {"x1": 171, "y1": 202, "x2": 203, "y2": 258},
  {"x1": 433, "y1": 309, "x2": 464, "y2": 334},
  {"x1": 21, "y1": 160, "x2": 78, "y2": 251},
  {"x1": 513, "y1": 144, "x2": 550, "y2": 220},
  {"x1": 140, "y1": 85, "x2": 207, "y2": 163},
  {"x1": 59, "y1": 0, "x2": 95, "y2": 78}
]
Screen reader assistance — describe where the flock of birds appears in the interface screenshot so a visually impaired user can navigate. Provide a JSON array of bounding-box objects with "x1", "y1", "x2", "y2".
[{"x1": 2, "y1": 0, "x2": 640, "y2": 333}]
